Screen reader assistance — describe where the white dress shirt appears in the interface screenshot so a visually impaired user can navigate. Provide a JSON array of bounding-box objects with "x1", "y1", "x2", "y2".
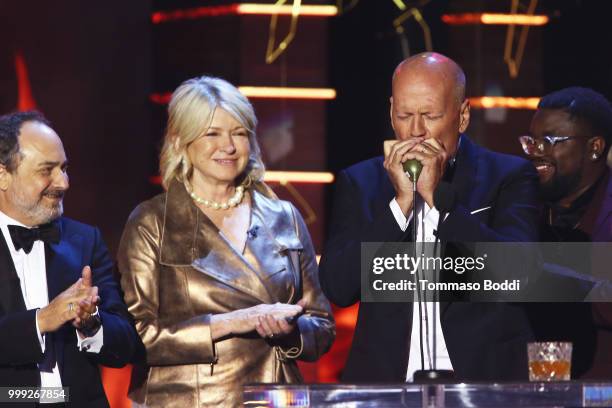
[
  {"x1": 389, "y1": 197, "x2": 454, "y2": 381},
  {"x1": 0, "y1": 210, "x2": 103, "y2": 400}
]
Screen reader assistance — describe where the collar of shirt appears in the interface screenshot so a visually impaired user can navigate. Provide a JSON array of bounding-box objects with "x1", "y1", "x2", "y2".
[
  {"x1": 0, "y1": 209, "x2": 28, "y2": 253},
  {"x1": 0, "y1": 209, "x2": 47, "y2": 305},
  {"x1": 416, "y1": 197, "x2": 441, "y2": 230}
]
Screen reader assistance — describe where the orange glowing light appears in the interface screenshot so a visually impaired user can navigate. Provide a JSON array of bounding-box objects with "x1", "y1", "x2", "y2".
[
  {"x1": 265, "y1": 171, "x2": 335, "y2": 184},
  {"x1": 469, "y1": 96, "x2": 540, "y2": 110},
  {"x1": 150, "y1": 87, "x2": 336, "y2": 104},
  {"x1": 239, "y1": 86, "x2": 336, "y2": 99},
  {"x1": 152, "y1": 4, "x2": 337, "y2": 23},
  {"x1": 442, "y1": 13, "x2": 549, "y2": 26},
  {"x1": 150, "y1": 172, "x2": 334, "y2": 186},
  {"x1": 237, "y1": 4, "x2": 337, "y2": 16}
]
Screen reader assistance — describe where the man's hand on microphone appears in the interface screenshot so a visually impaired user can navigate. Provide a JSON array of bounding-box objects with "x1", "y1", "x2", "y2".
[
  {"x1": 384, "y1": 138, "x2": 424, "y2": 215},
  {"x1": 402, "y1": 137, "x2": 449, "y2": 208}
]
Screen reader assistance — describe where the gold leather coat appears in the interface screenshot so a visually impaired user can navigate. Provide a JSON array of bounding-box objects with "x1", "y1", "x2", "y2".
[{"x1": 117, "y1": 181, "x2": 335, "y2": 407}]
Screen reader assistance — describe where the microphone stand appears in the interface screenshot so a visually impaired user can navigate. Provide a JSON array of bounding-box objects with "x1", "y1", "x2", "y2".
[
  {"x1": 404, "y1": 161, "x2": 454, "y2": 384},
  {"x1": 412, "y1": 176, "x2": 426, "y2": 373},
  {"x1": 412, "y1": 217, "x2": 454, "y2": 383},
  {"x1": 404, "y1": 160, "x2": 428, "y2": 376}
]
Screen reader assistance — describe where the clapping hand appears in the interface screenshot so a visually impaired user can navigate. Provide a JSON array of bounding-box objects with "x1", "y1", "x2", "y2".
[
  {"x1": 72, "y1": 266, "x2": 101, "y2": 332},
  {"x1": 37, "y1": 266, "x2": 98, "y2": 334}
]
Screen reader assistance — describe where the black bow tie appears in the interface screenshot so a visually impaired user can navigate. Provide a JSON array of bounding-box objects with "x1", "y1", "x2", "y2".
[{"x1": 8, "y1": 223, "x2": 60, "y2": 254}]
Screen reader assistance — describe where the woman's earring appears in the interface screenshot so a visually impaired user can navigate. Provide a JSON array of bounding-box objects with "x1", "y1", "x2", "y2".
[{"x1": 592, "y1": 153, "x2": 599, "y2": 160}]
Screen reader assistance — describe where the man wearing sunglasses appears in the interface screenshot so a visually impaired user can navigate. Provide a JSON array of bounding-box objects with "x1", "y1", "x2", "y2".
[{"x1": 522, "y1": 87, "x2": 612, "y2": 379}]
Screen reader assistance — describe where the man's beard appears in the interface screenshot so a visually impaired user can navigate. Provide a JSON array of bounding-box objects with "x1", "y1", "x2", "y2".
[
  {"x1": 540, "y1": 169, "x2": 582, "y2": 204},
  {"x1": 10, "y1": 189, "x2": 64, "y2": 225}
]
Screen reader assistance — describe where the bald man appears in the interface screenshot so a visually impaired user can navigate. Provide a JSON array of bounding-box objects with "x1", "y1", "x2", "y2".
[{"x1": 319, "y1": 53, "x2": 541, "y2": 382}]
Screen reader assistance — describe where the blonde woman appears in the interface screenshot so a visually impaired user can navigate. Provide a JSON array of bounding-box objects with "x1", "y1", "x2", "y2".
[{"x1": 118, "y1": 76, "x2": 335, "y2": 407}]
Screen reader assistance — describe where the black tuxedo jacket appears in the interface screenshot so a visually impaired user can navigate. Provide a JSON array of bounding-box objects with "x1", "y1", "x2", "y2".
[
  {"x1": 319, "y1": 135, "x2": 541, "y2": 382},
  {"x1": 0, "y1": 217, "x2": 138, "y2": 407}
]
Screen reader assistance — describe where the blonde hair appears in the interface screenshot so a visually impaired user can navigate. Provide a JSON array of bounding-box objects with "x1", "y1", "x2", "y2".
[{"x1": 159, "y1": 76, "x2": 265, "y2": 190}]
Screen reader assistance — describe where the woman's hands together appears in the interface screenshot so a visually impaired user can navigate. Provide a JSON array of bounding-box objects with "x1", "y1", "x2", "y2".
[{"x1": 211, "y1": 299, "x2": 306, "y2": 340}]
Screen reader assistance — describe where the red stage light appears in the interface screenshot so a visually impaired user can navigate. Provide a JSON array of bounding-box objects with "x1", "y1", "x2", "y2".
[{"x1": 152, "y1": 4, "x2": 338, "y2": 23}]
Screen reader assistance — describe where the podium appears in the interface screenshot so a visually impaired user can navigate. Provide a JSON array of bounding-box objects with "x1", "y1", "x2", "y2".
[{"x1": 243, "y1": 382, "x2": 612, "y2": 407}]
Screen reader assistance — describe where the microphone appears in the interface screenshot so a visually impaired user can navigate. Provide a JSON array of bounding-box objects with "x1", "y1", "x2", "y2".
[{"x1": 403, "y1": 159, "x2": 423, "y2": 182}]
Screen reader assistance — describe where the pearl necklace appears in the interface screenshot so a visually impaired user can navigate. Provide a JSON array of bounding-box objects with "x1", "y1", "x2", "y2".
[{"x1": 188, "y1": 185, "x2": 245, "y2": 210}]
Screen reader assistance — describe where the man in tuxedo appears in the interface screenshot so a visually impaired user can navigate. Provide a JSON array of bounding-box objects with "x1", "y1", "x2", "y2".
[
  {"x1": 319, "y1": 52, "x2": 540, "y2": 382},
  {"x1": 0, "y1": 111, "x2": 138, "y2": 407},
  {"x1": 521, "y1": 87, "x2": 612, "y2": 379}
]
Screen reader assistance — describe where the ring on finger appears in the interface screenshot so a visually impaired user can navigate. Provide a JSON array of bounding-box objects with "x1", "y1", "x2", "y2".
[
  {"x1": 68, "y1": 302, "x2": 74, "y2": 312},
  {"x1": 423, "y1": 142, "x2": 439, "y2": 153},
  {"x1": 421, "y1": 143, "x2": 435, "y2": 152}
]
